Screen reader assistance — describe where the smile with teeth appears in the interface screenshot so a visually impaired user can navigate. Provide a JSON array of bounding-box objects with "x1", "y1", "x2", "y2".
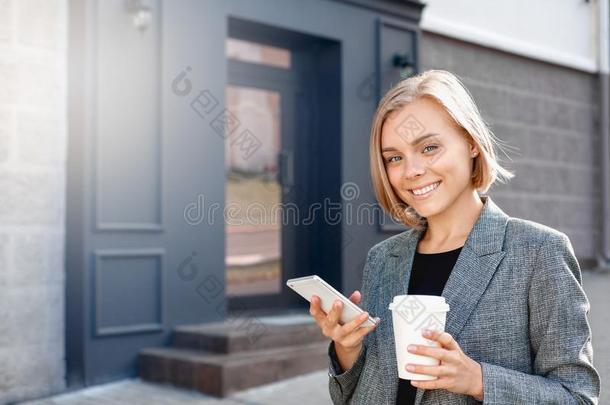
[{"x1": 410, "y1": 181, "x2": 441, "y2": 196}]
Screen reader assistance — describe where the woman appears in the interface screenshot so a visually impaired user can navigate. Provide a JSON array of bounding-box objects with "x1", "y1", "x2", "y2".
[{"x1": 309, "y1": 70, "x2": 600, "y2": 404}]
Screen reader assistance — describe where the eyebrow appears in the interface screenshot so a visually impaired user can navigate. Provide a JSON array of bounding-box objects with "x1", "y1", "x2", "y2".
[{"x1": 382, "y1": 133, "x2": 441, "y2": 152}]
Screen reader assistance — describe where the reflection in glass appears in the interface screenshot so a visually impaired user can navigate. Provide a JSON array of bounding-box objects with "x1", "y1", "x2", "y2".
[
  {"x1": 226, "y1": 38, "x2": 291, "y2": 69},
  {"x1": 225, "y1": 86, "x2": 281, "y2": 296}
]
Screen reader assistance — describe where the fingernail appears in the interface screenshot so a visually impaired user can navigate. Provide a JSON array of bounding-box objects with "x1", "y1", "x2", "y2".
[
  {"x1": 406, "y1": 365, "x2": 415, "y2": 371},
  {"x1": 360, "y1": 312, "x2": 368, "y2": 318},
  {"x1": 408, "y1": 345, "x2": 417, "y2": 352}
]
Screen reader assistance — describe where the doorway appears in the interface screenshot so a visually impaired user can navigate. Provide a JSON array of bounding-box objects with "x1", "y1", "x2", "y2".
[{"x1": 225, "y1": 18, "x2": 342, "y2": 315}]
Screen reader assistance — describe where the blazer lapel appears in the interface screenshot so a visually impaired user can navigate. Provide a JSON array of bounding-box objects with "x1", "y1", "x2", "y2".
[{"x1": 376, "y1": 195, "x2": 509, "y2": 405}]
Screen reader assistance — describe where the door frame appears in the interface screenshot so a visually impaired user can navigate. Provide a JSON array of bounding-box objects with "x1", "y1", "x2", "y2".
[{"x1": 225, "y1": 17, "x2": 343, "y2": 316}]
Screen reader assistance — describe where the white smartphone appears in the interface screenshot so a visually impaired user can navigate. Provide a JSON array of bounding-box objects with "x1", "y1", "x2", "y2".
[{"x1": 286, "y1": 275, "x2": 378, "y2": 328}]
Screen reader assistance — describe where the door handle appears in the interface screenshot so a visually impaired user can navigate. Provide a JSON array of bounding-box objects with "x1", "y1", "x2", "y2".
[{"x1": 278, "y1": 150, "x2": 294, "y2": 188}]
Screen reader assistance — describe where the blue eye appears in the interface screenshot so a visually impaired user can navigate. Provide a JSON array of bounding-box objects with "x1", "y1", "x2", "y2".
[
  {"x1": 386, "y1": 156, "x2": 401, "y2": 163},
  {"x1": 384, "y1": 147, "x2": 436, "y2": 163}
]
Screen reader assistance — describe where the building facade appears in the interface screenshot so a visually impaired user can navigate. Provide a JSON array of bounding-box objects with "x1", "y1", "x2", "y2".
[{"x1": 0, "y1": 0, "x2": 607, "y2": 403}]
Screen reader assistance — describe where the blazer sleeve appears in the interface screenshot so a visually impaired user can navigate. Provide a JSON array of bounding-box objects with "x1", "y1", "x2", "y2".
[
  {"x1": 328, "y1": 245, "x2": 379, "y2": 405},
  {"x1": 480, "y1": 232, "x2": 601, "y2": 404}
]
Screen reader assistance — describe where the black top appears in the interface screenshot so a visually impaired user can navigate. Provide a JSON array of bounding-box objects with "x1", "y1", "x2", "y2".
[{"x1": 395, "y1": 245, "x2": 463, "y2": 405}]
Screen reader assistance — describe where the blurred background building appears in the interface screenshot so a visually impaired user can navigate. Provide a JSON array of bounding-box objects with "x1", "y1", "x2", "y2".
[{"x1": 0, "y1": 0, "x2": 608, "y2": 403}]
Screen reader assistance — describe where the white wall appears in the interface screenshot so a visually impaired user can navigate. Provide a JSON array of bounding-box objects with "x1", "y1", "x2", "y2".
[{"x1": 421, "y1": 0, "x2": 598, "y2": 72}]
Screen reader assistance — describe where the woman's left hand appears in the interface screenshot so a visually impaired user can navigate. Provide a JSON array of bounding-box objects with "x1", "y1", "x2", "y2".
[{"x1": 406, "y1": 329, "x2": 484, "y2": 401}]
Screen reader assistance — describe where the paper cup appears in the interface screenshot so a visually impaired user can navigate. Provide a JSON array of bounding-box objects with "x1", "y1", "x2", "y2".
[{"x1": 388, "y1": 295, "x2": 450, "y2": 380}]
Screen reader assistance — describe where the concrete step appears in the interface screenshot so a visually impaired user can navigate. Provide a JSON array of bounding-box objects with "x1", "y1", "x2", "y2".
[
  {"x1": 138, "y1": 340, "x2": 330, "y2": 397},
  {"x1": 172, "y1": 314, "x2": 327, "y2": 353}
]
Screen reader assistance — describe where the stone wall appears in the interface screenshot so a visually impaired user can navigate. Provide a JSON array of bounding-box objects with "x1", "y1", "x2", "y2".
[{"x1": 0, "y1": 0, "x2": 67, "y2": 403}]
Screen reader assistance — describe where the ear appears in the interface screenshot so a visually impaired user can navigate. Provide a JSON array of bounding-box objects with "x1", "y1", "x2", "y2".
[{"x1": 469, "y1": 143, "x2": 479, "y2": 158}]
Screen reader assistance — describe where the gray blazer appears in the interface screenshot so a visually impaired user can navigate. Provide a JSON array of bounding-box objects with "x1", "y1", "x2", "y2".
[{"x1": 328, "y1": 195, "x2": 600, "y2": 404}]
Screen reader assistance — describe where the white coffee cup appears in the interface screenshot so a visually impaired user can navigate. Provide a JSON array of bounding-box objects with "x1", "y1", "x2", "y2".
[{"x1": 388, "y1": 295, "x2": 450, "y2": 380}]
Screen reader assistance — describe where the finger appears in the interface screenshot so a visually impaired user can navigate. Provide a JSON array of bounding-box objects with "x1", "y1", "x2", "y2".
[
  {"x1": 423, "y1": 330, "x2": 460, "y2": 351},
  {"x1": 411, "y1": 379, "x2": 447, "y2": 390},
  {"x1": 407, "y1": 344, "x2": 452, "y2": 362},
  {"x1": 341, "y1": 310, "x2": 371, "y2": 335},
  {"x1": 325, "y1": 299, "x2": 343, "y2": 329},
  {"x1": 309, "y1": 295, "x2": 328, "y2": 324},
  {"x1": 405, "y1": 363, "x2": 450, "y2": 377},
  {"x1": 349, "y1": 290, "x2": 361, "y2": 305},
  {"x1": 341, "y1": 323, "x2": 378, "y2": 348},
  {"x1": 309, "y1": 295, "x2": 319, "y2": 313}
]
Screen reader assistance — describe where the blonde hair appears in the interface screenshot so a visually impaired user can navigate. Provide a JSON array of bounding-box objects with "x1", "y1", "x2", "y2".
[{"x1": 370, "y1": 69, "x2": 515, "y2": 230}]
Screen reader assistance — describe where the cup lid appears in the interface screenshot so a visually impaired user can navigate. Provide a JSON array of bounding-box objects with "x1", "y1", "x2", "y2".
[
  {"x1": 391, "y1": 294, "x2": 446, "y2": 304},
  {"x1": 388, "y1": 295, "x2": 450, "y2": 313},
  {"x1": 389, "y1": 302, "x2": 450, "y2": 312}
]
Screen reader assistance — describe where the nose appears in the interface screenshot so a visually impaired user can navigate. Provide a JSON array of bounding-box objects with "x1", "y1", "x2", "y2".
[{"x1": 402, "y1": 155, "x2": 426, "y2": 179}]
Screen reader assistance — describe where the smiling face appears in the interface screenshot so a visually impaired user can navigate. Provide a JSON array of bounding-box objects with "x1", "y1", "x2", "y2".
[{"x1": 380, "y1": 96, "x2": 478, "y2": 219}]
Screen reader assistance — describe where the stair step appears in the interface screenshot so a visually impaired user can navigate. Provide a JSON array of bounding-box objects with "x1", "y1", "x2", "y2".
[
  {"x1": 139, "y1": 340, "x2": 331, "y2": 397},
  {"x1": 172, "y1": 315, "x2": 327, "y2": 353}
]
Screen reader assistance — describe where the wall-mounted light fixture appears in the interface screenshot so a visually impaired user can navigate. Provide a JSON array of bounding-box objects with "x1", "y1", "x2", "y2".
[
  {"x1": 393, "y1": 53, "x2": 415, "y2": 78},
  {"x1": 125, "y1": 0, "x2": 153, "y2": 31}
]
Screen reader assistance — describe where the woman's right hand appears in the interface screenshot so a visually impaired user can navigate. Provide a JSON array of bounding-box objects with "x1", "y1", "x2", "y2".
[{"x1": 309, "y1": 291, "x2": 380, "y2": 352}]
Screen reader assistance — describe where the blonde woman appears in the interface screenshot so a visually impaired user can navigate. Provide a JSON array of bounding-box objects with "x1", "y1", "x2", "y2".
[{"x1": 309, "y1": 70, "x2": 600, "y2": 404}]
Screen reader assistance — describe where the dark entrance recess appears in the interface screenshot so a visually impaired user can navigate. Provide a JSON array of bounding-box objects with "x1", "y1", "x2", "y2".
[{"x1": 224, "y1": 17, "x2": 343, "y2": 316}]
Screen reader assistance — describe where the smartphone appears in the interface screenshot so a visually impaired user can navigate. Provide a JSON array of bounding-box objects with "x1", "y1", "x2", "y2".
[{"x1": 286, "y1": 275, "x2": 378, "y2": 328}]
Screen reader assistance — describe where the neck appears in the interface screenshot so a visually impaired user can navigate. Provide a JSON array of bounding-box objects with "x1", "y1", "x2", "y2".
[{"x1": 421, "y1": 189, "x2": 484, "y2": 245}]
